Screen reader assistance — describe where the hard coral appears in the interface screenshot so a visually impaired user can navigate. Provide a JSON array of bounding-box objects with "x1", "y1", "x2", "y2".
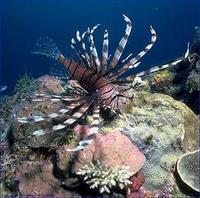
[
  {"x1": 129, "y1": 171, "x2": 145, "y2": 192},
  {"x1": 14, "y1": 73, "x2": 34, "y2": 94},
  {"x1": 177, "y1": 150, "x2": 199, "y2": 192},
  {"x1": 186, "y1": 70, "x2": 199, "y2": 93},
  {"x1": 73, "y1": 132, "x2": 145, "y2": 175},
  {"x1": 102, "y1": 92, "x2": 198, "y2": 193},
  {"x1": 77, "y1": 160, "x2": 133, "y2": 194}
]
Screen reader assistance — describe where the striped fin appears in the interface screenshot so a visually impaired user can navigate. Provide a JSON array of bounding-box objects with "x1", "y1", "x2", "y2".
[
  {"x1": 75, "y1": 30, "x2": 92, "y2": 69},
  {"x1": 87, "y1": 105, "x2": 100, "y2": 136},
  {"x1": 67, "y1": 80, "x2": 88, "y2": 94},
  {"x1": 27, "y1": 99, "x2": 94, "y2": 139},
  {"x1": 88, "y1": 26, "x2": 101, "y2": 72},
  {"x1": 91, "y1": 24, "x2": 100, "y2": 33},
  {"x1": 122, "y1": 53, "x2": 132, "y2": 63},
  {"x1": 136, "y1": 58, "x2": 183, "y2": 77},
  {"x1": 80, "y1": 31, "x2": 91, "y2": 68},
  {"x1": 71, "y1": 38, "x2": 89, "y2": 66},
  {"x1": 30, "y1": 93, "x2": 81, "y2": 103},
  {"x1": 66, "y1": 139, "x2": 93, "y2": 152},
  {"x1": 17, "y1": 102, "x2": 82, "y2": 124},
  {"x1": 102, "y1": 30, "x2": 109, "y2": 72},
  {"x1": 63, "y1": 99, "x2": 93, "y2": 125},
  {"x1": 110, "y1": 25, "x2": 157, "y2": 79},
  {"x1": 184, "y1": 42, "x2": 190, "y2": 58},
  {"x1": 76, "y1": 31, "x2": 81, "y2": 42},
  {"x1": 110, "y1": 15, "x2": 132, "y2": 68},
  {"x1": 66, "y1": 105, "x2": 100, "y2": 152}
]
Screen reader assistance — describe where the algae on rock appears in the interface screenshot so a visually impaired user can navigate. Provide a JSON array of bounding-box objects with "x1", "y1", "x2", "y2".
[{"x1": 102, "y1": 91, "x2": 198, "y2": 193}]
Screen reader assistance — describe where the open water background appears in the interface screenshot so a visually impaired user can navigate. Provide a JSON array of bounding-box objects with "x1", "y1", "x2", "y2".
[{"x1": 0, "y1": 0, "x2": 200, "y2": 95}]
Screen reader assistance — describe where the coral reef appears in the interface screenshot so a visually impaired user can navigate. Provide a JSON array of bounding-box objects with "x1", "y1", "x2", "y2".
[
  {"x1": 12, "y1": 75, "x2": 75, "y2": 148},
  {"x1": 126, "y1": 171, "x2": 145, "y2": 198},
  {"x1": 37, "y1": 74, "x2": 65, "y2": 95},
  {"x1": 77, "y1": 161, "x2": 133, "y2": 194},
  {"x1": 14, "y1": 73, "x2": 35, "y2": 95},
  {"x1": 1, "y1": 153, "x2": 17, "y2": 174},
  {"x1": 177, "y1": 150, "x2": 199, "y2": 192},
  {"x1": 16, "y1": 160, "x2": 73, "y2": 197},
  {"x1": 186, "y1": 69, "x2": 199, "y2": 93},
  {"x1": 0, "y1": 95, "x2": 12, "y2": 122},
  {"x1": 128, "y1": 171, "x2": 145, "y2": 192},
  {"x1": 102, "y1": 91, "x2": 198, "y2": 195},
  {"x1": 73, "y1": 132, "x2": 145, "y2": 175},
  {"x1": 144, "y1": 26, "x2": 200, "y2": 114},
  {"x1": 2, "y1": 73, "x2": 198, "y2": 197},
  {"x1": 0, "y1": 95, "x2": 13, "y2": 139}
]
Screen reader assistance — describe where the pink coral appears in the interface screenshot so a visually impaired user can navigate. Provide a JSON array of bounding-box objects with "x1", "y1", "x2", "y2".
[
  {"x1": 130, "y1": 171, "x2": 145, "y2": 192},
  {"x1": 127, "y1": 187, "x2": 145, "y2": 198},
  {"x1": 73, "y1": 131, "x2": 145, "y2": 175},
  {"x1": 16, "y1": 160, "x2": 72, "y2": 196}
]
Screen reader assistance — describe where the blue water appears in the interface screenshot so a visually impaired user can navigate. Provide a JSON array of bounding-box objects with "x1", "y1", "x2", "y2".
[{"x1": 1, "y1": 0, "x2": 200, "y2": 95}]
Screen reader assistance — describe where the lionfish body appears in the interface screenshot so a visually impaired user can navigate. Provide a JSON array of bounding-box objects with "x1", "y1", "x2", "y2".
[
  {"x1": 18, "y1": 15, "x2": 161, "y2": 151},
  {"x1": 58, "y1": 54, "x2": 120, "y2": 109}
]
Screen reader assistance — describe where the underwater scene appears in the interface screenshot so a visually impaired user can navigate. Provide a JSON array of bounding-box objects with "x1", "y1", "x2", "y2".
[{"x1": 0, "y1": 0, "x2": 200, "y2": 197}]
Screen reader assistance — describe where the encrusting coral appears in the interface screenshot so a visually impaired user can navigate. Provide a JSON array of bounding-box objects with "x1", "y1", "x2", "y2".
[
  {"x1": 77, "y1": 160, "x2": 133, "y2": 194},
  {"x1": 101, "y1": 91, "x2": 198, "y2": 195}
]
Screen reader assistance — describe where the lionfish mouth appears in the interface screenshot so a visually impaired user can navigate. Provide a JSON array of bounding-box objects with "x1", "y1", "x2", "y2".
[{"x1": 18, "y1": 15, "x2": 158, "y2": 151}]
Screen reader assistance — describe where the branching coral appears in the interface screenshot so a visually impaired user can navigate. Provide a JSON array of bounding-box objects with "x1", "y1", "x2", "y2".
[
  {"x1": 0, "y1": 95, "x2": 12, "y2": 122},
  {"x1": 186, "y1": 70, "x2": 199, "y2": 93},
  {"x1": 14, "y1": 73, "x2": 34, "y2": 94},
  {"x1": 77, "y1": 161, "x2": 133, "y2": 194},
  {"x1": 1, "y1": 153, "x2": 17, "y2": 174}
]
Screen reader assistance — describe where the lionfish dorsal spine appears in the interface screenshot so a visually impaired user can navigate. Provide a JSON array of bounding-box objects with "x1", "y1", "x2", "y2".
[
  {"x1": 102, "y1": 29, "x2": 109, "y2": 72},
  {"x1": 110, "y1": 25, "x2": 157, "y2": 80},
  {"x1": 110, "y1": 14, "x2": 132, "y2": 68},
  {"x1": 88, "y1": 26, "x2": 101, "y2": 72}
]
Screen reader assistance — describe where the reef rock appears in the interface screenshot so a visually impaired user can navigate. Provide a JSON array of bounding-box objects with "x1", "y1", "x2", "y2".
[
  {"x1": 102, "y1": 91, "x2": 198, "y2": 194},
  {"x1": 16, "y1": 160, "x2": 72, "y2": 197},
  {"x1": 37, "y1": 74, "x2": 65, "y2": 95},
  {"x1": 73, "y1": 132, "x2": 145, "y2": 176},
  {"x1": 12, "y1": 75, "x2": 72, "y2": 148}
]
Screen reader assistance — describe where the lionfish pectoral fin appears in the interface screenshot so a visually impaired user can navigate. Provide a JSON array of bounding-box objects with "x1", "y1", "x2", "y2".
[
  {"x1": 67, "y1": 80, "x2": 88, "y2": 94},
  {"x1": 31, "y1": 37, "x2": 61, "y2": 61},
  {"x1": 63, "y1": 98, "x2": 94, "y2": 125},
  {"x1": 27, "y1": 99, "x2": 93, "y2": 140},
  {"x1": 17, "y1": 99, "x2": 83, "y2": 124},
  {"x1": 30, "y1": 93, "x2": 82, "y2": 103},
  {"x1": 87, "y1": 104, "x2": 100, "y2": 137},
  {"x1": 66, "y1": 104, "x2": 100, "y2": 152},
  {"x1": 66, "y1": 139, "x2": 93, "y2": 152}
]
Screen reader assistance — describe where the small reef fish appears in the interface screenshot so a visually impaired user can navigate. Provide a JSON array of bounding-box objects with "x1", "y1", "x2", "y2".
[{"x1": 0, "y1": 85, "x2": 7, "y2": 92}]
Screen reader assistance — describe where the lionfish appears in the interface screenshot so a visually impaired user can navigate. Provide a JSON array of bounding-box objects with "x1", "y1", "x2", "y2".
[{"x1": 17, "y1": 15, "x2": 188, "y2": 151}]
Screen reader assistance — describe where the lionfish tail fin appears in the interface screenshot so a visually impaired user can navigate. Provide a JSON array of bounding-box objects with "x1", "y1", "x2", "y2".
[{"x1": 31, "y1": 37, "x2": 61, "y2": 61}]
